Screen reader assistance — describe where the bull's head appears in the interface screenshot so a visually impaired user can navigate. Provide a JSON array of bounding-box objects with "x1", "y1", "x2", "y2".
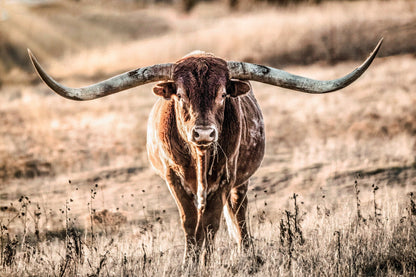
[
  {"x1": 28, "y1": 39, "x2": 383, "y2": 147},
  {"x1": 152, "y1": 54, "x2": 251, "y2": 147}
]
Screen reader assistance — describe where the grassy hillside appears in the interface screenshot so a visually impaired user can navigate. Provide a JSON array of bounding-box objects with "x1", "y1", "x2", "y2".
[{"x1": 0, "y1": 0, "x2": 415, "y2": 84}]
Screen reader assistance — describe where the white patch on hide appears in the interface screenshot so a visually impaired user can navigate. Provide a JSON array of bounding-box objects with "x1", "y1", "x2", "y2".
[{"x1": 223, "y1": 205, "x2": 239, "y2": 244}]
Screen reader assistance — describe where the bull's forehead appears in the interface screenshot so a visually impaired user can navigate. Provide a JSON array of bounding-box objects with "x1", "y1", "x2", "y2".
[{"x1": 173, "y1": 56, "x2": 229, "y2": 92}]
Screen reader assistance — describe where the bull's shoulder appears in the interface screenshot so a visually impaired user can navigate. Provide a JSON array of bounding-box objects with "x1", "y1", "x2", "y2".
[
  {"x1": 147, "y1": 99, "x2": 191, "y2": 174},
  {"x1": 147, "y1": 99, "x2": 175, "y2": 144}
]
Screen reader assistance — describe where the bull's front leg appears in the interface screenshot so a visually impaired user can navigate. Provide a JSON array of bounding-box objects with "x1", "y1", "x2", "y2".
[
  {"x1": 164, "y1": 170, "x2": 202, "y2": 263},
  {"x1": 198, "y1": 190, "x2": 223, "y2": 264}
]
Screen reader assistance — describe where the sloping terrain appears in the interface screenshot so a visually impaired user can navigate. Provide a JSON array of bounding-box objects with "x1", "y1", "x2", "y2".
[{"x1": 1, "y1": 0, "x2": 416, "y2": 83}]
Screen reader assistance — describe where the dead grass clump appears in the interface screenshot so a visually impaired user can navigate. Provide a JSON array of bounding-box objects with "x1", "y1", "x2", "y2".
[
  {"x1": 6, "y1": 158, "x2": 53, "y2": 180},
  {"x1": 0, "y1": 154, "x2": 54, "y2": 181},
  {"x1": 92, "y1": 209, "x2": 127, "y2": 234}
]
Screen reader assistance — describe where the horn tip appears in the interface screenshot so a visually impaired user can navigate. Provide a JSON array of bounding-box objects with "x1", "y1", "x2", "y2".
[
  {"x1": 27, "y1": 48, "x2": 34, "y2": 58},
  {"x1": 27, "y1": 49, "x2": 38, "y2": 65},
  {"x1": 374, "y1": 37, "x2": 384, "y2": 52},
  {"x1": 377, "y1": 37, "x2": 384, "y2": 47}
]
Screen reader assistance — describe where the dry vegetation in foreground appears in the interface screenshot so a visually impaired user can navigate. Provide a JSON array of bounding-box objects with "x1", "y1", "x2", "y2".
[
  {"x1": 1, "y1": 182, "x2": 416, "y2": 276},
  {"x1": 1, "y1": 0, "x2": 416, "y2": 276}
]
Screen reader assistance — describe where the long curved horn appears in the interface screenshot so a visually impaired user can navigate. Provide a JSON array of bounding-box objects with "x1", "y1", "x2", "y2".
[
  {"x1": 28, "y1": 49, "x2": 174, "y2": 101},
  {"x1": 227, "y1": 38, "x2": 383, "y2": 94}
]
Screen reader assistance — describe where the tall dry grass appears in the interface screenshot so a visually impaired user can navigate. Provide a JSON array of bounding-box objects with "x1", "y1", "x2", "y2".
[
  {"x1": 1, "y1": 182, "x2": 415, "y2": 276},
  {"x1": 1, "y1": 0, "x2": 415, "y2": 227}
]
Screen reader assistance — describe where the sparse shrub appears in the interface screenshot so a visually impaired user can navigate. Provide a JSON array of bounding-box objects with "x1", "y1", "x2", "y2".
[
  {"x1": 354, "y1": 180, "x2": 365, "y2": 225},
  {"x1": 88, "y1": 184, "x2": 98, "y2": 245},
  {"x1": 371, "y1": 184, "x2": 382, "y2": 225},
  {"x1": 278, "y1": 193, "x2": 305, "y2": 270},
  {"x1": 316, "y1": 187, "x2": 331, "y2": 218},
  {"x1": 334, "y1": 230, "x2": 341, "y2": 275},
  {"x1": 2, "y1": 234, "x2": 18, "y2": 267},
  {"x1": 409, "y1": 192, "x2": 416, "y2": 218}
]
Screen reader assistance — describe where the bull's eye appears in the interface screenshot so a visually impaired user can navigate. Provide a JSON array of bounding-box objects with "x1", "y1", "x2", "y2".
[
  {"x1": 177, "y1": 94, "x2": 186, "y2": 104},
  {"x1": 222, "y1": 93, "x2": 227, "y2": 98},
  {"x1": 176, "y1": 92, "x2": 189, "y2": 105},
  {"x1": 176, "y1": 87, "x2": 184, "y2": 101}
]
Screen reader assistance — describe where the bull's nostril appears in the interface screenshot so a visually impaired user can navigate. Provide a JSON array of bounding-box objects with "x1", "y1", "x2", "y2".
[
  {"x1": 194, "y1": 131, "x2": 200, "y2": 138},
  {"x1": 209, "y1": 130, "x2": 215, "y2": 138}
]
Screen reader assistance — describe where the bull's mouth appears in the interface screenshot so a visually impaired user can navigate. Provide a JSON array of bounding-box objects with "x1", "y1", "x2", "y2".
[{"x1": 190, "y1": 141, "x2": 215, "y2": 150}]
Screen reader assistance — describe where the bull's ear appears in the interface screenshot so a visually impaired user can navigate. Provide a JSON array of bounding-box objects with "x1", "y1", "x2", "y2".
[
  {"x1": 228, "y1": 80, "x2": 251, "y2": 97},
  {"x1": 153, "y1": 81, "x2": 176, "y2": 100}
]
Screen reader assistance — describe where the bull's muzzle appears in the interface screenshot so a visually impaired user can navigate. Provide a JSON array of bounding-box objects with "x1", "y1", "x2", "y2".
[{"x1": 191, "y1": 125, "x2": 218, "y2": 146}]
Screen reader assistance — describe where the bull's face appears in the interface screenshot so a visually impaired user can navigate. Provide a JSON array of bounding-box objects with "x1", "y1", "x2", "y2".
[{"x1": 153, "y1": 56, "x2": 251, "y2": 148}]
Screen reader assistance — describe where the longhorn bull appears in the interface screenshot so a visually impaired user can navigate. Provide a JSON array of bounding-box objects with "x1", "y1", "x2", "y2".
[{"x1": 28, "y1": 38, "x2": 382, "y2": 262}]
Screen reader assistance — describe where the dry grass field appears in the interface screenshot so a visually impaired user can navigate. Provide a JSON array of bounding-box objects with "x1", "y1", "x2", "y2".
[{"x1": 1, "y1": 0, "x2": 416, "y2": 276}]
